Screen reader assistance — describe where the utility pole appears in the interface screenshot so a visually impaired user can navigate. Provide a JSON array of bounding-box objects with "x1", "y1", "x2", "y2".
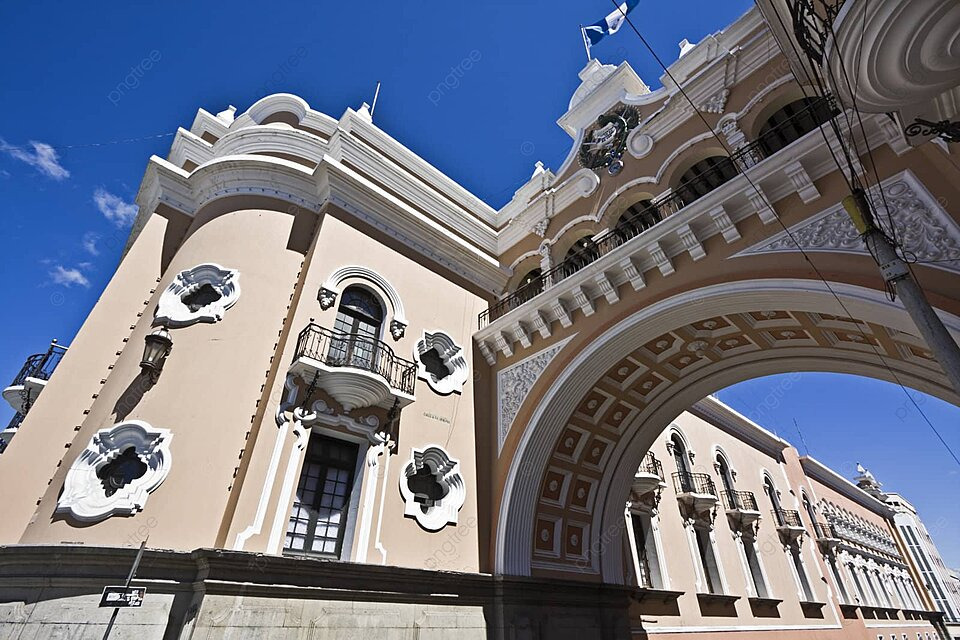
[{"x1": 843, "y1": 190, "x2": 960, "y2": 395}]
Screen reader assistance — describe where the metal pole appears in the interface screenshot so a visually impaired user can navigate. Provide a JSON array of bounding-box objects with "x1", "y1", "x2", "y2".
[
  {"x1": 102, "y1": 539, "x2": 148, "y2": 640},
  {"x1": 864, "y1": 230, "x2": 960, "y2": 395}
]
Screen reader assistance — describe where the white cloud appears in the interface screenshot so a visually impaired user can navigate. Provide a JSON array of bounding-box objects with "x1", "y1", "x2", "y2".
[
  {"x1": 82, "y1": 231, "x2": 100, "y2": 256},
  {"x1": 49, "y1": 265, "x2": 90, "y2": 288},
  {"x1": 0, "y1": 138, "x2": 70, "y2": 180},
  {"x1": 93, "y1": 188, "x2": 138, "y2": 227}
]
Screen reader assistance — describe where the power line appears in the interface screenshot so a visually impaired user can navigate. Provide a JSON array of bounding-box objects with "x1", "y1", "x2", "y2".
[
  {"x1": 610, "y1": 0, "x2": 960, "y2": 468},
  {"x1": 1, "y1": 132, "x2": 176, "y2": 152}
]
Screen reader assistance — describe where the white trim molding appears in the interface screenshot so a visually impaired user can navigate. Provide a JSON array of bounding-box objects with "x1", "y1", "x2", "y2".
[
  {"x1": 56, "y1": 420, "x2": 173, "y2": 522},
  {"x1": 318, "y1": 265, "x2": 408, "y2": 340},
  {"x1": 414, "y1": 330, "x2": 469, "y2": 396},
  {"x1": 399, "y1": 445, "x2": 466, "y2": 531},
  {"x1": 154, "y1": 263, "x2": 241, "y2": 328}
]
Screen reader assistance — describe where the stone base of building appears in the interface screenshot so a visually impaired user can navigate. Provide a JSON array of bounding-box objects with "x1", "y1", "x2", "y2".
[{"x1": 0, "y1": 545, "x2": 633, "y2": 639}]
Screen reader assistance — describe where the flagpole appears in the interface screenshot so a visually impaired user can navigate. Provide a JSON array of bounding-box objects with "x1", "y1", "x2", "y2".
[
  {"x1": 370, "y1": 81, "x2": 382, "y2": 119},
  {"x1": 580, "y1": 25, "x2": 592, "y2": 62}
]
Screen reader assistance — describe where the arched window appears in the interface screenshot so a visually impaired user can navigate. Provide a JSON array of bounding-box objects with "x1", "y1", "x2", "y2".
[
  {"x1": 716, "y1": 453, "x2": 735, "y2": 495},
  {"x1": 561, "y1": 236, "x2": 600, "y2": 277},
  {"x1": 763, "y1": 475, "x2": 781, "y2": 512},
  {"x1": 675, "y1": 156, "x2": 738, "y2": 206},
  {"x1": 331, "y1": 286, "x2": 384, "y2": 369},
  {"x1": 756, "y1": 98, "x2": 835, "y2": 156},
  {"x1": 671, "y1": 434, "x2": 690, "y2": 476},
  {"x1": 514, "y1": 267, "x2": 544, "y2": 301},
  {"x1": 802, "y1": 493, "x2": 818, "y2": 529},
  {"x1": 614, "y1": 199, "x2": 661, "y2": 243}
]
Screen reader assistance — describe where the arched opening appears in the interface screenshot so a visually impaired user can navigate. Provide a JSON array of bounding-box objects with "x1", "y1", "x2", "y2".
[
  {"x1": 715, "y1": 452, "x2": 735, "y2": 495},
  {"x1": 513, "y1": 267, "x2": 544, "y2": 302},
  {"x1": 613, "y1": 198, "x2": 661, "y2": 244},
  {"x1": 762, "y1": 475, "x2": 781, "y2": 513},
  {"x1": 494, "y1": 279, "x2": 959, "y2": 583},
  {"x1": 559, "y1": 236, "x2": 600, "y2": 279},
  {"x1": 755, "y1": 97, "x2": 836, "y2": 157},
  {"x1": 331, "y1": 285, "x2": 384, "y2": 369},
  {"x1": 674, "y1": 155, "x2": 738, "y2": 206}
]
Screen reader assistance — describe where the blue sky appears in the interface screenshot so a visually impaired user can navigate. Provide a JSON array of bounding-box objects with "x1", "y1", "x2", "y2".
[{"x1": 1, "y1": 2, "x2": 957, "y2": 564}]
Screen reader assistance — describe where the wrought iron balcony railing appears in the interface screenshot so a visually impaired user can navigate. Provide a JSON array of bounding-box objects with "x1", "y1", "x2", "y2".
[
  {"x1": 638, "y1": 451, "x2": 664, "y2": 480},
  {"x1": 721, "y1": 490, "x2": 759, "y2": 512},
  {"x1": 814, "y1": 521, "x2": 838, "y2": 539},
  {"x1": 293, "y1": 324, "x2": 418, "y2": 396},
  {"x1": 787, "y1": 0, "x2": 847, "y2": 66},
  {"x1": 479, "y1": 96, "x2": 837, "y2": 328},
  {"x1": 8, "y1": 342, "x2": 66, "y2": 388},
  {"x1": 672, "y1": 472, "x2": 717, "y2": 496},
  {"x1": 772, "y1": 508, "x2": 804, "y2": 528}
]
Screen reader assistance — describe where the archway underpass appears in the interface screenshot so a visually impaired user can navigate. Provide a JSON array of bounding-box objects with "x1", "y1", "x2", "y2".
[{"x1": 494, "y1": 278, "x2": 960, "y2": 582}]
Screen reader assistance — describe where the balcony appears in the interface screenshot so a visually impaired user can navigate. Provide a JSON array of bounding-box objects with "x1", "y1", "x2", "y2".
[
  {"x1": 772, "y1": 508, "x2": 806, "y2": 544},
  {"x1": 673, "y1": 472, "x2": 718, "y2": 522},
  {"x1": 721, "y1": 490, "x2": 762, "y2": 529},
  {"x1": 632, "y1": 451, "x2": 666, "y2": 497},
  {"x1": 289, "y1": 323, "x2": 417, "y2": 412},
  {"x1": 478, "y1": 97, "x2": 836, "y2": 330},
  {"x1": 2, "y1": 340, "x2": 66, "y2": 416},
  {"x1": 813, "y1": 521, "x2": 841, "y2": 549}
]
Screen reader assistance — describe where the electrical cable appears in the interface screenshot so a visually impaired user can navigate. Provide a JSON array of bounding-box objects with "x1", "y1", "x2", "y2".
[
  {"x1": 1, "y1": 132, "x2": 176, "y2": 152},
  {"x1": 610, "y1": 0, "x2": 960, "y2": 468}
]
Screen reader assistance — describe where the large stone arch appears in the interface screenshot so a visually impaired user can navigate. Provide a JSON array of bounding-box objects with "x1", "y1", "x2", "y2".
[{"x1": 495, "y1": 278, "x2": 960, "y2": 580}]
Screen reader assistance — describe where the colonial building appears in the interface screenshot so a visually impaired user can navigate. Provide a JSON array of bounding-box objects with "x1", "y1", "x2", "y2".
[{"x1": 1, "y1": 1, "x2": 959, "y2": 638}]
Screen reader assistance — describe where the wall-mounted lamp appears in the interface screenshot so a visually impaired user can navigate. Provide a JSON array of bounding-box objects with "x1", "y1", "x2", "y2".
[{"x1": 140, "y1": 327, "x2": 173, "y2": 381}]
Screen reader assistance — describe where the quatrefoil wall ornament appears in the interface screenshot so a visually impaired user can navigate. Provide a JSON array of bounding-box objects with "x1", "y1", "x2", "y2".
[
  {"x1": 399, "y1": 445, "x2": 466, "y2": 531},
  {"x1": 56, "y1": 420, "x2": 173, "y2": 522},
  {"x1": 414, "y1": 331, "x2": 469, "y2": 396},
  {"x1": 154, "y1": 263, "x2": 241, "y2": 328}
]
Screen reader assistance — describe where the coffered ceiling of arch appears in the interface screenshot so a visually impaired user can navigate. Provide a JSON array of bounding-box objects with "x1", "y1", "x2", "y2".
[{"x1": 527, "y1": 308, "x2": 942, "y2": 574}]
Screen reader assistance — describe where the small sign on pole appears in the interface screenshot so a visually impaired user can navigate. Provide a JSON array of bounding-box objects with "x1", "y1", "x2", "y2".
[{"x1": 99, "y1": 586, "x2": 146, "y2": 608}]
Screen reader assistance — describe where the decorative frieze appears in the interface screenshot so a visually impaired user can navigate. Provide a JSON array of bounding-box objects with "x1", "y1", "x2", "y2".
[
  {"x1": 496, "y1": 336, "x2": 576, "y2": 451},
  {"x1": 732, "y1": 170, "x2": 960, "y2": 274}
]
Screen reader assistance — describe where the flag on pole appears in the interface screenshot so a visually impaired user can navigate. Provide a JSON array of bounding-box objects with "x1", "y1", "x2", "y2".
[{"x1": 583, "y1": 0, "x2": 641, "y2": 47}]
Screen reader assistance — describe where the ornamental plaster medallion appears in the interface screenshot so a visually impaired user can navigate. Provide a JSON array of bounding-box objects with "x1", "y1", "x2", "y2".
[
  {"x1": 627, "y1": 130, "x2": 654, "y2": 159},
  {"x1": 497, "y1": 335, "x2": 577, "y2": 451},
  {"x1": 56, "y1": 420, "x2": 173, "y2": 522},
  {"x1": 414, "y1": 331, "x2": 469, "y2": 396},
  {"x1": 578, "y1": 104, "x2": 641, "y2": 175},
  {"x1": 154, "y1": 263, "x2": 241, "y2": 327},
  {"x1": 399, "y1": 445, "x2": 466, "y2": 531},
  {"x1": 731, "y1": 171, "x2": 960, "y2": 272}
]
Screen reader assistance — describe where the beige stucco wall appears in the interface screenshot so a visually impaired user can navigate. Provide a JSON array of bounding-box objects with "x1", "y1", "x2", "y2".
[
  {"x1": 222, "y1": 205, "x2": 487, "y2": 572},
  {"x1": 19, "y1": 204, "x2": 305, "y2": 549},
  {"x1": 0, "y1": 212, "x2": 171, "y2": 544}
]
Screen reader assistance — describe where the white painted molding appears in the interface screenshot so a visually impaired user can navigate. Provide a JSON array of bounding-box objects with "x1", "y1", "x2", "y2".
[
  {"x1": 56, "y1": 420, "x2": 172, "y2": 522},
  {"x1": 413, "y1": 330, "x2": 469, "y2": 396},
  {"x1": 399, "y1": 445, "x2": 466, "y2": 531},
  {"x1": 319, "y1": 265, "x2": 408, "y2": 339},
  {"x1": 154, "y1": 263, "x2": 241, "y2": 328}
]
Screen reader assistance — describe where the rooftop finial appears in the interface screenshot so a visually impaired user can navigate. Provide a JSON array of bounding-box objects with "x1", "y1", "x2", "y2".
[{"x1": 678, "y1": 38, "x2": 696, "y2": 58}]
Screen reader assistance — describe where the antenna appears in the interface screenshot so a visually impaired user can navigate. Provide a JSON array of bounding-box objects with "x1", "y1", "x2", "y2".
[
  {"x1": 370, "y1": 81, "x2": 382, "y2": 119},
  {"x1": 794, "y1": 418, "x2": 811, "y2": 456}
]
